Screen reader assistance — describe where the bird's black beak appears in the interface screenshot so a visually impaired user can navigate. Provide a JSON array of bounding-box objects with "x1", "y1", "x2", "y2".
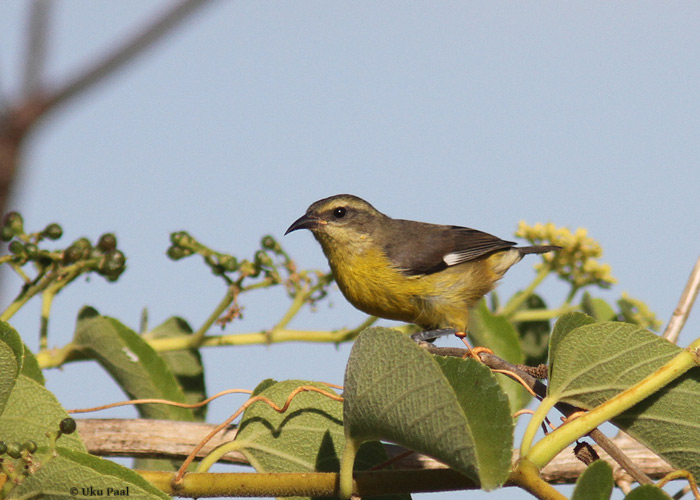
[{"x1": 285, "y1": 213, "x2": 319, "y2": 235}]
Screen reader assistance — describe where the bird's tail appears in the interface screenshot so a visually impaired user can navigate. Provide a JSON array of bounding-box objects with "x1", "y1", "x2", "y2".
[{"x1": 517, "y1": 245, "x2": 562, "y2": 256}]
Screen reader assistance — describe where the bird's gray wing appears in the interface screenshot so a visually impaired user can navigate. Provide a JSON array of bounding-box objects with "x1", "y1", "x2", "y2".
[{"x1": 383, "y1": 221, "x2": 516, "y2": 276}]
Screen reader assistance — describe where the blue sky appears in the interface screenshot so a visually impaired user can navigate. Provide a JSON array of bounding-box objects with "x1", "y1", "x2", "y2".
[{"x1": 2, "y1": 2, "x2": 699, "y2": 498}]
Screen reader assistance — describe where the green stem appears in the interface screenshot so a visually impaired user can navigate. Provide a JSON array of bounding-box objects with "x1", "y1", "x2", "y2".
[
  {"x1": 39, "y1": 289, "x2": 55, "y2": 350},
  {"x1": 510, "y1": 459, "x2": 567, "y2": 500},
  {"x1": 499, "y1": 265, "x2": 550, "y2": 317},
  {"x1": 339, "y1": 436, "x2": 359, "y2": 499},
  {"x1": 271, "y1": 285, "x2": 310, "y2": 331},
  {"x1": 189, "y1": 286, "x2": 237, "y2": 347},
  {"x1": 195, "y1": 440, "x2": 243, "y2": 473},
  {"x1": 520, "y1": 396, "x2": 557, "y2": 456},
  {"x1": 564, "y1": 285, "x2": 579, "y2": 305},
  {"x1": 510, "y1": 304, "x2": 578, "y2": 323},
  {"x1": 36, "y1": 319, "x2": 374, "y2": 369},
  {"x1": 526, "y1": 339, "x2": 700, "y2": 469}
]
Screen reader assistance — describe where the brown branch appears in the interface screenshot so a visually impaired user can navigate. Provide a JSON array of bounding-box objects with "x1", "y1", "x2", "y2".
[
  {"x1": 663, "y1": 255, "x2": 700, "y2": 344},
  {"x1": 45, "y1": 0, "x2": 213, "y2": 111},
  {"x1": 0, "y1": 0, "x2": 214, "y2": 216},
  {"x1": 75, "y1": 418, "x2": 673, "y2": 485},
  {"x1": 22, "y1": 0, "x2": 52, "y2": 96}
]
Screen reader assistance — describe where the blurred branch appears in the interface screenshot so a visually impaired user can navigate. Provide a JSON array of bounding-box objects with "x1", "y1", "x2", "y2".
[
  {"x1": 663, "y1": 255, "x2": 700, "y2": 344},
  {"x1": 0, "y1": 0, "x2": 214, "y2": 219},
  {"x1": 75, "y1": 418, "x2": 673, "y2": 485},
  {"x1": 46, "y1": 0, "x2": 213, "y2": 111},
  {"x1": 22, "y1": 0, "x2": 51, "y2": 97}
]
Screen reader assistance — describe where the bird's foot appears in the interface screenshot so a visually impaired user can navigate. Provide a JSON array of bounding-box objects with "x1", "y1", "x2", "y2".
[
  {"x1": 454, "y1": 331, "x2": 494, "y2": 361},
  {"x1": 410, "y1": 328, "x2": 457, "y2": 343}
]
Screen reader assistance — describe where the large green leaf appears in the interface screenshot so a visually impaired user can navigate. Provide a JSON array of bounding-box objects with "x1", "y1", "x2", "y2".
[
  {"x1": 580, "y1": 292, "x2": 616, "y2": 323},
  {"x1": 0, "y1": 321, "x2": 23, "y2": 410},
  {"x1": 433, "y1": 355, "x2": 513, "y2": 484},
  {"x1": 6, "y1": 447, "x2": 168, "y2": 500},
  {"x1": 548, "y1": 318, "x2": 700, "y2": 479},
  {"x1": 623, "y1": 485, "x2": 670, "y2": 500},
  {"x1": 343, "y1": 327, "x2": 512, "y2": 490},
  {"x1": 236, "y1": 380, "x2": 346, "y2": 474},
  {"x1": 20, "y1": 342, "x2": 45, "y2": 385},
  {"x1": 547, "y1": 312, "x2": 596, "y2": 381},
  {"x1": 513, "y1": 293, "x2": 552, "y2": 366},
  {"x1": 143, "y1": 317, "x2": 206, "y2": 420},
  {"x1": 571, "y1": 460, "x2": 613, "y2": 500},
  {"x1": 235, "y1": 379, "x2": 405, "y2": 500},
  {"x1": 0, "y1": 374, "x2": 85, "y2": 452},
  {"x1": 73, "y1": 309, "x2": 193, "y2": 421},
  {"x1": 469, "y1": 299, "x2": 530, "y2": 411}
]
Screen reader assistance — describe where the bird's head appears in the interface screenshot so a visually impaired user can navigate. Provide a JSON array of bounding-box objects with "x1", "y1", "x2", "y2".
[{"x1": 285, "y1": 194, "x2": 386, "y2": 249}]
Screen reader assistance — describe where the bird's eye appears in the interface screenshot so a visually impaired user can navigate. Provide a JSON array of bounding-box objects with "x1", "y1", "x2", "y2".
[{"x1": 333, "y1": 207, "x2": 347, "y2": 218}]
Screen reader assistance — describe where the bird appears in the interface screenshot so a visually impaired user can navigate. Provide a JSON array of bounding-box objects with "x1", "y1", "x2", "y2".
[{"x1": 285, "y1": 194, "x2": 558, "y2": 338}]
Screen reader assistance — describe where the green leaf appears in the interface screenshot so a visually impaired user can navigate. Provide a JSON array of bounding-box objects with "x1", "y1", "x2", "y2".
[
  {"x1": 433, "y1": 355, "x2": 513, "y2": 484},
  {"x1": 547, "y1": 312, "x2": 596, "y2": 381},
  {"x1": 581, "y1": 292, "x2": 616, "y2": 323},
  {"x1": 548, "y1": 319, "x2": 700, "y2": 479},
  {"x1": 513, "y1": 293, "x2": 551, "y2": 366},
  {"x1": 20, "y1": 343, "x2": 46, "y2": 385},
  {"x1": 0, "y1": 374, "x2": 85, "y2": 452},
  {"x1": 343, "y1": 327, "x2": 512, "y2": 490},
  {"x1": 470, "y1": 299, "x2": 530, "y2": 412},
  {"x1": 0, "y1": 321, "x2": 23, "y2": 410},
  {"x1": 613, "y1": 368, "x2": 700, "y2": 480},
  {"x1": 144, "y1": 317, "x2": 206, "y2": 420},
  {"x1": 624, "y1": 484, "x2": 670, "y2": 500},
  {"x1": 548, "y1": 321, "x2": 679, "y2": 408},
  {"x1": 6, "y1": 446, "x2": 169, "y2": 500},
  {"x1": 235, "y1": 379, "x2": 404, "y2": 500},
  {"x1": 73, "y1": 313, "x2": 193, "y2": 421},
  {"x1": 571, "y1": 460, "x2": 613, "y2": 500}
]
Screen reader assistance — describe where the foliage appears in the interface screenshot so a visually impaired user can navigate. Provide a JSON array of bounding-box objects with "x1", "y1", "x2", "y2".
[{"x1": 0, "y1": 214, "x2": 698, "y2": 499}]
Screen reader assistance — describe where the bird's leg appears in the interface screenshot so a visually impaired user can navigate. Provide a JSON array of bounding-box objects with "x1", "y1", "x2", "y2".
[
  {"x1": 410, "y1": 328, "x2": 457, "y2": 343},
  {"x1": 453, "y1": 331, "x2": 494, "y2": 360}
]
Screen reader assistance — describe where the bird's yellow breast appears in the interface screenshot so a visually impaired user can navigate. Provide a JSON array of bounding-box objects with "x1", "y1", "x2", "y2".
[{"x1": 319, "y1": 239, "x2": 506, "y2": 332}]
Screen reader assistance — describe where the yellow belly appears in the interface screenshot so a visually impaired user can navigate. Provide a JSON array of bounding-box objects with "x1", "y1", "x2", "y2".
[{"x1": 326, "y1": 246, "x2": 502, "y2": 332}]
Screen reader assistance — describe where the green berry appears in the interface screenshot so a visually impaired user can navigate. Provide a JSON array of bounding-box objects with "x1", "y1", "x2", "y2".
[
  {"x1": 170, "y1": 231, "x2": 192, "y2": 247},
  {"x1": 254, "y1": 250, "x2": 273, "y2": 268},
  {"x1": 24, "y1": 243, "x2": 38, "y2": 257},
  {"x1": 21, "y1": 441, "x2": 37, "y2": 453},
  {"x1": 63, "y1": 246, "x2": 82, "y2": 264},
  {"x1": 261, "y1": 235, "x2": 281, "y2": 252},
  {"x1": 167, "y1": 246, "x2": 192, "y2": 260},
  {"x1": 64, "y1": 238, "x2": 92, "y2": 263},
  {"x1": 0, "y1": 441, "x2": 7, "y2": 455},
  {"x1": 3, "y1": 212, "x2": 23, "y2": 235},
  {"x1": 239, "y1": 260, "x2": 258, "y2": 277},
  {"x1": 8, "y1": 240, "x2": 25, "y2": 255},
  {"x1": 99, "y1": 250, "x2": 126, "y2": 277},
  {"x1": 0, "y1": 226, "x2": 13, "y2": 241},
  {"x1": 219, "y1": 255, "x2": 238, "y2": 272},
  {"x1": 44, "y1": 223, "x2": 63, "y2": 240},
  {"x1": 6, "y1": 442, "x2": 21, "y2": 459},
  {"x1": 97, "y1": 233, "x2": 117, "y2": 252},
  {"x1": 59, "y1": 417, "x2": 77, "y2": 435},
  {"x1": 37, "y1": 251, "x2": 53, "y2": 268}
]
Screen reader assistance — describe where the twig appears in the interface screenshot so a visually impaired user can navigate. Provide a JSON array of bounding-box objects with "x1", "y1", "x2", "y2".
[
  {"x1": 74, "y1": 418, "x2": 673, "y2": 483},
  {"x1": 663, "y1": 255, "x2": 700, "y2": 344},
  {"x1": 23, "y1": 0, "x2": 51, "y2": 96},
  {"x1": 46, "y1": 0, "x2": 213, "y2": 111}
]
